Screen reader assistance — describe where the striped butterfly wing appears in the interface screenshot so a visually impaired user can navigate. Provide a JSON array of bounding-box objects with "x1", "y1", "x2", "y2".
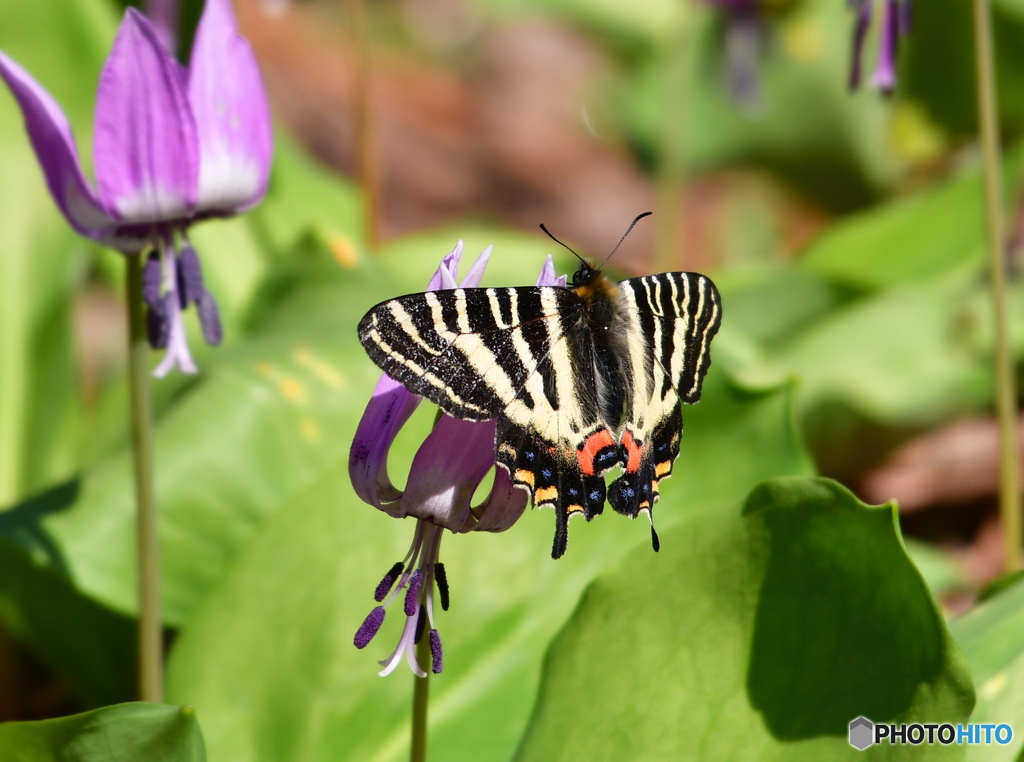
[
  {"x1": 359, "y1": 285, "x2": 620, "y2": 558},
  {"x1": 359, "y1": 286, "x2": 576, "y2": 420},
  {"x1": 606, "y1": 272, "x2": 722, "y2": 532}
]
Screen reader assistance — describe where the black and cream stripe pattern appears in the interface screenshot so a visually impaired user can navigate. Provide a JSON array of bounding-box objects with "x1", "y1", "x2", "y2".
[{"x1": 358, "y1": 265, "x2": 721, "y2": 558}]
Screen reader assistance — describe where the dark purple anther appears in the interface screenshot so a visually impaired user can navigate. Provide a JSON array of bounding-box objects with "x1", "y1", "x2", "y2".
[
  {"x1": 142, "y1": 250, "x2": 163, "y2": 307},
  {"x1": 146, "y1": 294, "x2": 171, "y2": 350},
  {"x1": 375, "y1": 562, "x2": 405, "y2": 602},
  {"x1": 176, "y1": 244, "x2": 207, "y2": 306},
  {"x1": 353, "y1": 606, "x2": 386, "y2": 649},
  {"x1": 429, "y1": 629, "x2": 443, "y2": 674},
  {"x1": 196, "y1": 291, "x2": 223, "y2": 346},
  {"x1": 434, "y1": 562, "x2": 450, "y2": 611},
  {"x1": 404, "y1": 569, "x2": 424, "y2": 617}
]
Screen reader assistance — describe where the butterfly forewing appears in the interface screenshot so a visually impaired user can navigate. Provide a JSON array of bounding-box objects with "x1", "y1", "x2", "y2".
[
  {"x1": 357, "y1": 269, "x2": 721, "y2": 559},
  {"x1": 359, "y1": 287, "x2": 578, "y2": 420}
]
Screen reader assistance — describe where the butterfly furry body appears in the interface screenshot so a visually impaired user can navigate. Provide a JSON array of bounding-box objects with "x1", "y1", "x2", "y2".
[{"x1": 358, "y1": 262, "x2": 721, "y2": 558}]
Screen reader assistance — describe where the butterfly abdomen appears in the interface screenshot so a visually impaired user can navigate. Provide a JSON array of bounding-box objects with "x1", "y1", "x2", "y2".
[{"x1": 573, "y1": 267, "x2": 634, "y2": 428}]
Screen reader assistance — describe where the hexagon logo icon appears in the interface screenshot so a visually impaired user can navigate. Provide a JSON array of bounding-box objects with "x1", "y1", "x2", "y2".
[{"x1": 849, "y1": 716, "x2": 874, "y2": 751}]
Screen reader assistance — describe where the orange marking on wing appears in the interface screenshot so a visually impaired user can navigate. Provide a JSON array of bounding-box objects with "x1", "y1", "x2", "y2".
[
  {"x1": 655, "y1": 461, "x2": 672, "y2": 478},
  {"x1": 621, "y1": 430, "x2": 643, "y2": 473},
  {"x1": 535, "y1": 486, "x2": 559, "y2": 504},
  {"x1": 576, "y1": 429, "x2": 616, "y2": 476},
  {"x1": 567, "y1": 504, "x2": 585, "y2": 515},
  {"x1": 514, "y1": 469, "x2": 536, "y2": 488}
]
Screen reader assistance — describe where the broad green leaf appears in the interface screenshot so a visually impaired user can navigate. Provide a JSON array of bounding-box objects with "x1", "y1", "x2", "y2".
[
  {"x1": 0, "y1": 506, "x2": 134, "y2": 707},
  {"x1": 799, "y1": 149, "x2": 1024, "y2": 290},
  {"x1": 713, "y1": 265, "x2": 864, "y2": 351},
  {"x1": 164, "y1": 362, "x2": 812, "y2": 762},
  {"x1": 0, "y1": 703, "x2": 205, "y2": 762},
  {"x1": 949, "y1": 578, "x2": 1024, "y2": 762},
  {"x1": 781, "y1": 282, "x2": 996, "y2": 424},
  {"x1": 516, "y1": 478, "x2": 974, "y2": 761}
]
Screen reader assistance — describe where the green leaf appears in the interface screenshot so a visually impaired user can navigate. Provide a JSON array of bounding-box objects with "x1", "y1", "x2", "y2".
[
  {"x1": 0, "y1": 703, "x2": 206, "y2": 762},
  {"x1": 163, "y1": 359, "x2": 812, "y2": 762},
  {"x1": 0, "y1": 225, "x2": 808, "y2": 742},
  {"x1": 516, "y1": 478, "x2": 974, "y2": 761},
  {"x1": 781, "y1": 282, "x2": 994, "y2": 423},
  {"x1": 0, "y1": 498, "x2": 134, "y2": 707},
  {"x1": 949, "y1": 577, "x2": 1024, "y2": 762},
  {"x1": 799, "y1": 149, "x2": 1024, "y2": 290}
]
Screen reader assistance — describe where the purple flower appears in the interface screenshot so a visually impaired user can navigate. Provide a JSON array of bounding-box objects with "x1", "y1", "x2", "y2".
[
  {"x1": 0, "y1": 0, "x2": 272, "y2": 376},
  {"x1": 848, "y1": 0, "x2": 912, "y2": 95},
  {"x1": 699, "y1": 0, "x2": 768, "y2": 110},
  {"x1": 350, "y1": 242, "x2": 566, "y2": 676}
]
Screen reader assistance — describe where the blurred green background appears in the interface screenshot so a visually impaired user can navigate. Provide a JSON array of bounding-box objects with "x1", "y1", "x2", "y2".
[{"x1": 1, "y1": 0, "x2": 1024, "y2": 759}]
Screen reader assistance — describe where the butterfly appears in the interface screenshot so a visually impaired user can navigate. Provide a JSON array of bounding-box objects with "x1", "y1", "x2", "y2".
[{"x1": 357, "y1": 214, "x2": 722, "y2": 558}]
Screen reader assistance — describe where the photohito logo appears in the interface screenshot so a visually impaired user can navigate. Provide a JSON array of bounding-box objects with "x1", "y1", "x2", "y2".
[{"x1": 848, "y1": 717, "x2": 1013, "y2": 750}]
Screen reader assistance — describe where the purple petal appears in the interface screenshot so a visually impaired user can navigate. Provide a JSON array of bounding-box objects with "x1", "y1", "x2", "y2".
[
  {"x1": 94, "y1": 9, "x2": 198, "y2": 224},
  {"x1": 349, "y1": 375, "x2": 423, "y2": 509},
  {"x1": 188, "y1": 0, "x2": 273, "y2": 213},
  {"x1": 459, "y1": 245, "x2": 492, "y2": 287},
  {"x1": 144, "y1": 0, "x2": 180, "y2": 56},
  {"x1": 427, "y1": 240, "x2": 464, "y2": 291},
  {"x1": 398, "y1": 417, "x2": 499, "y2": 530},
  {"x1": 0, "y1": 51, "x2": 120, "y2": 240},
  {"x1": 535, "y1": 254, "x2": 567, "y2": 288},
  {"x1": 467, "y1": 463, "x2": 529, "y2": 532}
]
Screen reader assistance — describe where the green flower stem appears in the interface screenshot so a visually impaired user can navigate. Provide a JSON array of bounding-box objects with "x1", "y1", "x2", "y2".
[
  {"x1": 125, "y1": 253, "x2": 163, "y2": 701},
  {"x1": 411, "y1": 634, "x2": 430, "y2": 762},
  {"x1": 973, "y1": 0, "x2": 1022, "y2": 571}
]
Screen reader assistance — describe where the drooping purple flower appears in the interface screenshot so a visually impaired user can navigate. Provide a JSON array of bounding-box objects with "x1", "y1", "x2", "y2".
[
  {"x1": 699, "y1": 0, "x2": 768, "y2": 110},
  {"x1": 848, "y1": 0, "x2": 912, "y2": 95},
  {"x1": 349, "y1": 242, "x2": 566, "y2": 676},
  {"x1": 0, "y1": 0, "x2": 272, "y2": 376}
]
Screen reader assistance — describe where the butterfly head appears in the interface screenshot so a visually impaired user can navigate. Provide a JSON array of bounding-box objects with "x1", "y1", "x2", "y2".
[{"x1": 571, "y1": 259, "x2": 601, "y2": 289}]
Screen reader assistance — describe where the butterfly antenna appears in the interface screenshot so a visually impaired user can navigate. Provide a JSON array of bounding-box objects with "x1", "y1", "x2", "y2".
[
  {"x1": 599, "y1": 211, "x2": 653, "y2": 269},
  {"x1": 539, "y1": 223, "x2": 588, "y2": 268}
]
